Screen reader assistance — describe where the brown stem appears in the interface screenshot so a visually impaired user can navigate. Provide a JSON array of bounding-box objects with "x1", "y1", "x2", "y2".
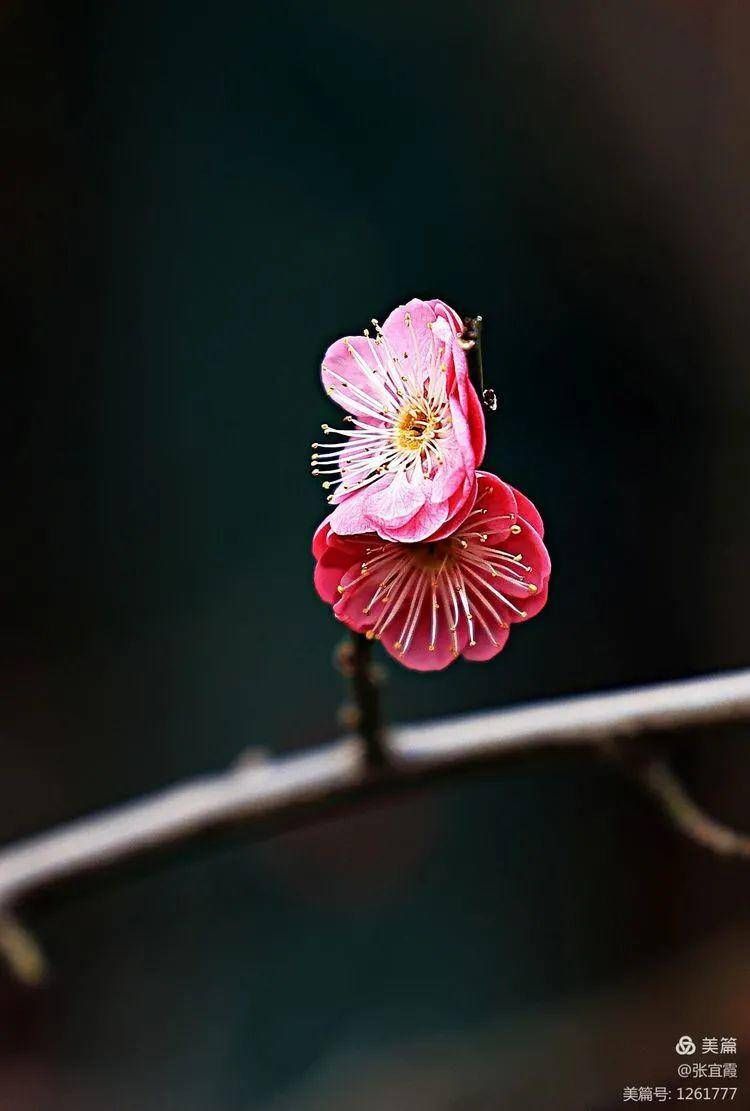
[
  {"x1": 349, "y1": 632, "x2": 387, "y2": 766},
  {"x1": 337, "y1": 632, "x2": 387, "y2": 767}
]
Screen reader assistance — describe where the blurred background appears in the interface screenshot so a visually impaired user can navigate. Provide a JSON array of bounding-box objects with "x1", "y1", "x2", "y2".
[{"x1": 1, "y1": 1, "x2": 750, "y2": 1107}]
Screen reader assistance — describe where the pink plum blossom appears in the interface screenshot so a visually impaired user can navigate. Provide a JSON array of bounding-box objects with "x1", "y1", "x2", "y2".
[
  {"x1": 313, "y1": 471, "x2": 550, "y2": 671},
  {"x1": 311, "y1": 297, "x2": 485, "y2": 543}
]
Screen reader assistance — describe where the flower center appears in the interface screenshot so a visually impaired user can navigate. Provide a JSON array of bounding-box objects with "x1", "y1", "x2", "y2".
[
  {"x1": 393, "y1": 401, "x2": 442, "y2": 454},
  {"x1": 411, "y1": 539, "x2": 451, "y2": 572}
]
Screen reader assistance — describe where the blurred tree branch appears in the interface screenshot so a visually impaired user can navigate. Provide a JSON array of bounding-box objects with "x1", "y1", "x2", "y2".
[
  {"x1": 637, "y1": 756, "x2": 750, "y2": 858},
  {"x1": 1, "y1": 667, "x2": 750, "y2": 983}
]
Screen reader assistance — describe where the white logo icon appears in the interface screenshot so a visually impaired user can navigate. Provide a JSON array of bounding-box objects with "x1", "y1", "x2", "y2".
[{"x1": 676, "y1": 1035, "x2": 696, "y2": 1055}]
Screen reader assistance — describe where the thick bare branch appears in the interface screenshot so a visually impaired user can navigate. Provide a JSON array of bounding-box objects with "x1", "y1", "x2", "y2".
[{"x1": 0, "y1": 667, "x2": 748, "y2": 921}]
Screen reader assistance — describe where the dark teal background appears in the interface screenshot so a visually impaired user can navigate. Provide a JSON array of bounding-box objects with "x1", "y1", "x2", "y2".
[{"x1": 2, "y1": 2, "x2": 750, "y2": 1107}]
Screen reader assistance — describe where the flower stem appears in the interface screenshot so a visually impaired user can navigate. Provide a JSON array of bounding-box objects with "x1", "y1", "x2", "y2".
[{"x1": 339, "y1": 632, "x2": 387, "y2": 767}]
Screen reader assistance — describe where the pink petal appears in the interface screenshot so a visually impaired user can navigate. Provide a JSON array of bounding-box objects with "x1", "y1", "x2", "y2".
[
  {"x1": 427, "y1": 475, "x2": 478, "y2": 542},
  {"x1": 312, "y1": 519, "x2": 331, "y2": 559},
  {"x1": 331, "y1": 470, "x2": 460, "y2": 544},
  {"x1": 463, "y1": 370, "x2": 487, "y2": 465},
  {"x1": 327, "y1": 489, "x2": 381, "y2": 536},
  {"x1": 462, "y1": 622, "x2": 511, "y2": 663},
  {"x1": 429, "y1": 433, "x2": 469, "y2": 503},
  {"x1": 366, "y1": 468, "x2": 427, "y2": 529},
  {"x1": 382, "y1": 502, "x2": 451, "y2": 543},
  {"x1": 380, "y1": 596, "x2": 467, "y2": 672},
  {"x1": 334, "y1": 576, "x2": 380, "y2": 634},
  {"x1": 447, "y1": 337, "x2": 485, "y2": 466},
  {"x1": 314, "y1": 543, "x2": 357, "y2": 604},
  {"x1": 517, "y1": 580, "x2": 549, "y2": 622},
  {"x1": 380, "y1": 299, "x2": 440, "y2": 386},
  {"x1": 428, "y1": 298, "x2": 464, "y2": 335},
  {"x1": 510, "y1": 486, "x2": 545, "y2": 539},
  {"x1": 473, "y1": 471, "x2": 519, "y2": 537},
  {"x1": 513, "y1": 517, "x2": 552, "y2": 582},
  {"x1": 321, "y1": 334, "x2": 391, "y2": 426}
]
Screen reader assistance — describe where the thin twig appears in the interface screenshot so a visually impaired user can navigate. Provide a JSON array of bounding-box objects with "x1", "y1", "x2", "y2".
[
  {"x1": 638, "y1": 756, "x2": 750, "y2": 858},
  {"x1": 459, "y1": 315, "x2": 498, "y2": 411},
  {"x1": 0, "y1": 667, "x2": 750, "y2": 981}
]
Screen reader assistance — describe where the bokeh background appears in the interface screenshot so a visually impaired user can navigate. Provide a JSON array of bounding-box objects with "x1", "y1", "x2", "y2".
[{"x1": 2, "y1": 1, "x2": 750, "y2": 1107}]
